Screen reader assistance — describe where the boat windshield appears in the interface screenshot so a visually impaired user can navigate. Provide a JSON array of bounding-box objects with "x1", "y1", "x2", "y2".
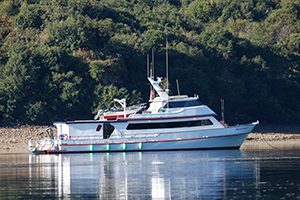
[{"x1": 163, "y1": 99, "x2": 203, "y2": 108}]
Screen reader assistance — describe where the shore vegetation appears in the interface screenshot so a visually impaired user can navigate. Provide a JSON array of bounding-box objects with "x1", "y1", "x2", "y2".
[{"x1": 0, "y1": 0, "x2": 299, "y2": 125}]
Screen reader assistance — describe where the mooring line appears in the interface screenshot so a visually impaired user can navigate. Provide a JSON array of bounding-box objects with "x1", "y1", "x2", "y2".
[{"x1": 260, "y1": 133, "x2": 278, "y2": 149}]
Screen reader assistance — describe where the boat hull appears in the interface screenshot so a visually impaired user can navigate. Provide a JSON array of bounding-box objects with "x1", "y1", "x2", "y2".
[{"x1": 31, "y1": 123, "x2": 256, "y2": 154}]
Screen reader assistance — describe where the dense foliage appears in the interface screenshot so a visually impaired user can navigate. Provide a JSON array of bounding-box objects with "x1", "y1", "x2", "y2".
[{"x1": 0, "y1": 0, "x2": 299, "y2": 125}]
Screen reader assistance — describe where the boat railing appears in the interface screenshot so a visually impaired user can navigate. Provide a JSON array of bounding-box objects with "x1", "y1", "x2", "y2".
[{"x1": 131, "y1": 106, "x2": 209, "y2": 118}]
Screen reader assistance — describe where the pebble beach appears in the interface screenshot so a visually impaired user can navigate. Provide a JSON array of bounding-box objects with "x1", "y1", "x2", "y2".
[{"x1": 0, "y1": 125, "x2": 299, "y2": 154}]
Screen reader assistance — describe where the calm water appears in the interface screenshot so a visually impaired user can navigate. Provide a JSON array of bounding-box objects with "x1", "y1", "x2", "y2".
[{"x1": 0, "y1": 150, "x2": 299, "y2": 199}]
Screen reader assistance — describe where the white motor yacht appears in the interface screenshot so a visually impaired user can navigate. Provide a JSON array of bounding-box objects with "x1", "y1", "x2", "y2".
[{"x1": 29, "y1": 76, "x2": 258, "y2": 154}]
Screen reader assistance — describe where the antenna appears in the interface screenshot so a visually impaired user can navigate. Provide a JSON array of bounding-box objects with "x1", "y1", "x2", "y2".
[
  {"x1": 221, "y1": 99, "x2": 225, "y2": 125},
  {"x1": 176, "y1": 79, "x2": 180, "y2": 95},
  {"x1": 166, "y1": 38, "x2": 169, "y2": 94},
  {"x1": 149, "y1": 49, "x2": 155, "y2": 100},
  {"x1": 151, "y1": 48, "x2": 155, "y2": 78},
  {"x1": 147, "y1": 54, "x2": 149, "y2": 78}
]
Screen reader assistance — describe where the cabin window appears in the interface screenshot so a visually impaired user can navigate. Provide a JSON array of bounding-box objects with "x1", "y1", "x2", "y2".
[
  {"x1": 126, "y1": 119, "x2": 213, "y2": 130},
  {"x1": 96, "y1": 125, "x2": 102, "y2": 132},
  {"x1": 164, "y1": 99, "x2": 203, "y2": 108}
]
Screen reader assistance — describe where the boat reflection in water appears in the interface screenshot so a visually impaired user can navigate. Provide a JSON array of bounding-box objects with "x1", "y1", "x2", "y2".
[{"x1": 28, "y1": 150, "x2": 263, "y2": 199}]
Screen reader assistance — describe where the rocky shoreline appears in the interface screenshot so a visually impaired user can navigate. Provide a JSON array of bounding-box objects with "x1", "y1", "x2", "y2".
[
  {"x1": 241, "y1": 133, "x2": 300, "y2": 151},
  {"x1": 0, "y1": 125, "x2": 299, "y2": 154},
  {"x1": 0, "y1": 126, "x2": 49, "y2": 154}
]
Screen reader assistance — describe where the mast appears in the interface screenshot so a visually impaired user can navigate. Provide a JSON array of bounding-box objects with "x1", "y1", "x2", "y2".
[
  {"x1": 221, "y1": 99, "x2": 225, "y2": 124},
  {"x1": 151, "y1": 47, "x2": 155, "y2": 78},
  {"x1": 149, "y1": 48, "x2": 155, "y2": 100},
  {"x1": 148, "y1": 77, "x2": 169, "y2": 100},
  {"x1": 166, "y1": 38, "x2": 169, "y2": 95},
  {"x1": 176, "y1": 79, "x2": 180, "y2": 95},
  {"x1": 147, "y1": 54, "x2": 149, "y2": 78}
]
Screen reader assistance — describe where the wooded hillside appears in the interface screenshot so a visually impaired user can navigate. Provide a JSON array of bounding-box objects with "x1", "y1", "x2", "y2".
[{"x1": 0, "y1": 0, "x2": 299, "y2": 125}]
